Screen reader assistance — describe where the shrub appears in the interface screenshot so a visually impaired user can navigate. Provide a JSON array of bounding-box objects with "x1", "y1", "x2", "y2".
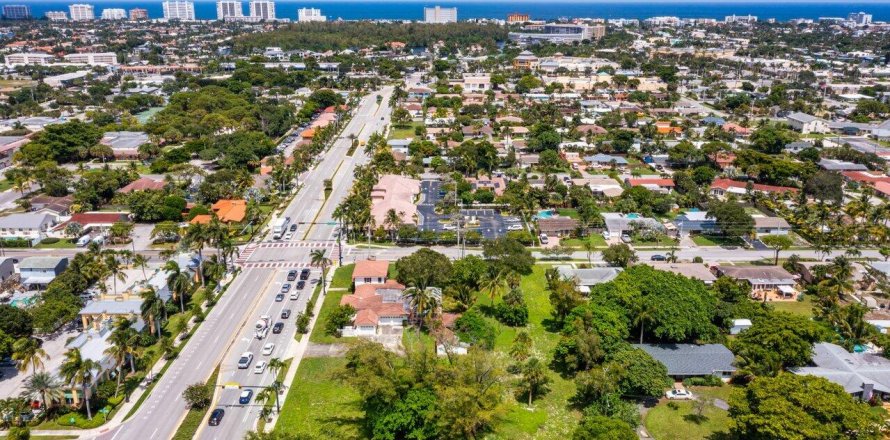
[
  {"x1": 454, "y1": 309, "x2": 496, "y2": 349},
  {"x1": 493, "y1": 289, "x2": 529, "y2": 327},
  {"x1": 182, "y1": 383, "x2": 212, "y2": 409},
  {"x1": 682, "y1": 375, "x2": 723, "y2": 387},
  {"x1": 40, "y1": 238, "x2": 60, "y2": 244},
  {"x1": 7, "y1": 426, "x2": 29, "y2": 440},
  {"x1": 325, "y1": 304, "x2": 355, "y2": 337}
]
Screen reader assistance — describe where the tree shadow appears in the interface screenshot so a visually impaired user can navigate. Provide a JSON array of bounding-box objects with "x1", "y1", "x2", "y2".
[
  {"x1": 541, "y1": 317, "x2": 563, "y2": 333},
  {"x1": 683, "y1": 413, "x2": 710, "y2": 424}
]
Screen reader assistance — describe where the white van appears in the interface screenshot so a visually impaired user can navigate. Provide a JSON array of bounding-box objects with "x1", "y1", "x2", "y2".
[{"x1": 76, "y1": 235, "x2": 91, "y2": 247}]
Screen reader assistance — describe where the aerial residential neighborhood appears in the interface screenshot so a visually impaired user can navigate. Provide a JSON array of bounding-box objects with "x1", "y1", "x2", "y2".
[{"x1": 0, "y1": 1, "x2": 888, "y2": 440}]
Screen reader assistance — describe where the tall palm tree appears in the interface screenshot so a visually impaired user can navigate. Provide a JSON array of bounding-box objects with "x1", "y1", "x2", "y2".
[
  {"x1": 218, "y1": 238, "x2": 238, "y2": 271},
  {"x1": 480, "y1": 269, "x2": 507, "y2": 305},
  {"x1": 12, "y1": 338, "x2": 48, "y2": 374},
  {"x1": 403, "y1": 286, "x2": 441, "y2": 331},
  {"x1": 165, "y1": 261, "x2": 191, "y2": 313},
  {"x1": 21, "y1": 372, "x2": 64, "y2": 412},
  {"x1": 633, "y1": 300, "x2": 656, "y2": 344},
  {"x1": 202, "y1": 254, "x2": 226, "y2": 285},
  {"x1": 105, "y1": 319, "x2": 137, "y2": 396},
  {"x1": 59, "y1": 349, "x2": 99, "y2": 420},
  {"x1": 256, "y1": 381, "x2": 284, "y2": 413},
  {"x1": 267, "y1": 358, "x2": 286, "y2": 378},
  {"x1": 140, "y1": 287, "x2": 164, "y2": 337},
  {"x1": 184, "y1": 223, "x2": 210, "y2": 286},
  {"x1": 132, "y1": 254, "x2": 149, "y2": 282},
  {"x1": 104, "y1": 254, "x2": 127, "y2": 296},
  {"x1": 310, "y1": 249, "x2": 332, "y2": 296}
]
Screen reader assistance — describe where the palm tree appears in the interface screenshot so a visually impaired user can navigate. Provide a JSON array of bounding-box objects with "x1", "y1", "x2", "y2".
[
  {"x1": 12, "y1": 338, "x2": 48, "y2": 374},
  {"x1": 105, "y1": 319, "x2": 137, "y2": 396},
  {"x1": 184, "y1": 223, "x2": 210, "y2": 286},
  {"x1": 582, "y1": 240, "x2": 596, "y2": 265},
  {"x1": 59, "y1": 349, "x2": 99, "y2": 420},
  {"x1": 267, "y1": 358, "x2": 286, "y2": 378},
  {"x1": 165, "y1": 261, "x2": 191, "y2": 313},
  {"x1": 402, "y1": 286, "x2": 441, "y2": 331},
  {"x1": 480, "y1": 269, "x2": 507, "y2": 305},
  {"x1": 132, "y1": 254, "x2": 149, "y2": 282},
  {"x1": 104, "y1": 254, "x2": 127, "y2": 296},
  {"x1": 202, "y1": 255, "x2": 226, "y2": 285},
  {"x1": 140, "y1": 287, "x2": 164, "y2": 337},
  {"x1": 256, "y1": 381, "x2": 284, "y2": 413},
  {"x1": 310, "y1": 249, "x2": 332, "y2": 295},
  {"x1": 22, "y1": 372, "x2": 64, "y2": 412},
  {"x1": 633, "y1": 300, "x2": 656, "y2": 344}
]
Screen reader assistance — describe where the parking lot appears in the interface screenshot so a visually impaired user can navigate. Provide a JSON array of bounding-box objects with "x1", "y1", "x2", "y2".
[{"x1": 417, "y1": 180, "x2": 518, "y2": 240}]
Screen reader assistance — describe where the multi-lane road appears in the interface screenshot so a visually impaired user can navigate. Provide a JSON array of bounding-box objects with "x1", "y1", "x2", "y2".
[{"x1": 98, "y1": 87, "x2": 394, "y2": 440}]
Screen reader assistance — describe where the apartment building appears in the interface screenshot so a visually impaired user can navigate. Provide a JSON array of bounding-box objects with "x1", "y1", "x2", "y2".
[
  {"x1": 217, "y1": 0, "x2": 244, "y2": 20},
  {"x1": 5, "y1": 53, "x2": 55, "y2": 67},
  {"x1": 129, "y1": 8, "x2": 149, "y2": 20},
  {"x1": 249, "y1": 0, "x2": 275, "y2": 20},
  {"x1": 424, "y1": 6, "x2": 457, "y2": 24},
  {"x1": 69, "y1": 4, "x2": 95, "y2": 21},
  {"x1": 64, "y1": 52, "x2": 119, "y2": 66},
  {"x1": 297, "y1": 7, "x2": 326, "y2": 22},
  {"x1": 162, "y1": 1, "x2": 195, "y2": 20},
  {"x1": 2, "y1": 5, "x2": 31, "y2": 20},
  {"x1": 45, "y1": 11, "x2": 68, "y2": 21},
  {"x1": 100, "y1": 8, "x2": 127, "y2": 20}
]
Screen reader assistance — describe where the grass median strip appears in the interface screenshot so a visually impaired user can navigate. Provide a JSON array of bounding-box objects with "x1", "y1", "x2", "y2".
[{"x1": 171, "y1": 366, "x2": 220, "y2": 440}]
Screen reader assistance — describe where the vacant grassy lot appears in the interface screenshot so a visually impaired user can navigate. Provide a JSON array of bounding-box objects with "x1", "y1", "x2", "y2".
[
  {"x1": 644, "y1": 386, "x2": 733, "y2": 440},
  {"x1": 388, "y1": 122, "x2": 421, "y2": 140},
  {"x1": 274, "y1": 357, "x2": 364, "y2": 439},
  {"x1": 691, "y1": 235, "x2": 746, "y2": 247},
  {"x1": 309, "y1": 264, "x2": 354, "y2": 344},
  {"x1": 769, "y1": 295, "x2": 815, "y2": 318}
]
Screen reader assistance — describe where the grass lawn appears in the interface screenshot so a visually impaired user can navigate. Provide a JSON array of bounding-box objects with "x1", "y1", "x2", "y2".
[
  {"x1": 274, "y1": 357, "x2": 364, "y2": 439},
  {"x1": 473, "y1": 265, "x2": 581, "y2": 439},
  {"x1": 561, "y1": 235, "x2": 607, "y2": 250},
  {"x1": 555, "y1": 208, "x2": 579, "y2": 219},
  {"x1": 35, "y1": 239, "x2": 77, "y2": 249},
  {"x1": 644, "y1": 386, "x2": 733, "y2": 440},
  {"x1": 0, "y1": 179, "x2": 13, "y2": 192},
  {"x1": 691, "y1": 235, "x2": 746, "y2": 247},
  {"x1": 769, "y1": 295, "x2": 815, "y2": 318},
  {"x1": 633, "y1": 236, "x2": 677, "y2": 247},
  {"x1": 309, "y1": 264, "x2": 355, "y2": 344},
  {"x1": 387, "y1": 122, "x2": 421, "y2": 140},
  {"x1": 172, "y1": 366, "x2": 219, "y2": 440}
]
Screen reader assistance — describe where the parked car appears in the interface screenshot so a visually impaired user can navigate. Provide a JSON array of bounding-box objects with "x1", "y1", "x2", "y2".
[
  {"x1": 665, "y1": 389, "x2": 694, "y2": 400},
  {"x1": 539, "y1": 234, "x2": 549, "y2": 245},
  {"x1": 507, "y1": 224, "x2": 522, "y2": 231},
  {"x1": 274, "y1": 293, "x2": 284, "y2": 302},
  {"x1": 299, "y1": 269, "x2": 310, "y2": 280},
  {"x1": 238, "y1": 390, "x2": 253, "y2": 405},
  {"x1": 254, "y1": 360, "x2": 267, "y2": 374},
  {"x1": 621, "y1": 234, "x2": 632, "y2": 243},
  {"x1": 209, "y1": 408, "x2": 225, "y2": 426},
  {"x1": 262, "y1": 342, "x2": 275, "y2": 356},
  {"x1": 650, "y1": 254, "x2": 666, "y2": 261},
  {"x1": 237, "y1": 352, "x2": 253, "y2": 369},
  {"x1": 281, "y1": 309, "x2": 291, "y2": 319},
  {"x1": 287, "y1": 270, "x2": 298, "y2": 281},
  {"x1": 272, "y1": 322, "x2": 284, "y2": 334}
]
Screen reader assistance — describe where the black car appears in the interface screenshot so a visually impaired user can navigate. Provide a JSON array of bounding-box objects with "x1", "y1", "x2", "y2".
[
  {"x1": 286, "y1": 270, "x2": 298, "y2": 281},
  {"x1": 299, "y1": 269, "x2": 310, "y2": 280},
  {"x1": 281, "y1": 309, "x2": 291, "y2": 319},
  {"x1": 289, "y1": 223, "x2": 297, "y2": 232},
  {"x1": 296, "y1": 280, "x2": 306, "y2": 290},
  {"x1": 209, "y1": 408, "x2": 225, "y2": 426},
  {"x1": 272, "y1": 322, "x2": 284, "y2": 334},
  {"x1": 274, "y1": 293, "x2": 284, "y2": 302},
  {"x1": 650, "y1": 254, "x2": 666, "y2": 261}
]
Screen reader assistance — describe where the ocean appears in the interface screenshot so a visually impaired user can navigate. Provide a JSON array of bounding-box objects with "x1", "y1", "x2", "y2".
[{"x1": 11, "y1": 1, "x2": 890, "y2": 22}]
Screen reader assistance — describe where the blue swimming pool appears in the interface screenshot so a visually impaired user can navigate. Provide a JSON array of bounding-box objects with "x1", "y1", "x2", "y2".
[
  {"x1": 626, "y1": 213, "x2": 641, "y2": 219},
  {"x1": 537, "y1": 210, "x2": 554, "y2": 219}
]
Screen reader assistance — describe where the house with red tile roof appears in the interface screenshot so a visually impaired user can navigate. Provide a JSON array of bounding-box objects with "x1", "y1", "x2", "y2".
[
  {"x1": 339, "y1": 280, "x2": 408, "y2": 336},
  {"x1": 118, "y1": 177, "x2": 165, "y2": 194},
  {"x1": 352, "y1": 259, "x2": 390, "y2": 286},
  {"x1": 54, "y1": 212, "x2": 130, "y2": 233},
  {"x1": 709, "y1": 179, "x2": 797, "y2": 199},
  {"x1": 841, "y1": 171, "x2": 890, "y2": 185},
  {"x1": 625, "y1": 177, "x2": 675, "y2": 193}
]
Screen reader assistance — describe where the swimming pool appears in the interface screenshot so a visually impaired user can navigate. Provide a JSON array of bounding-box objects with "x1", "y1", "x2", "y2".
[
  {"x1": 537, "y1": 210, "x2": 554, "y2": 219},
  {"x1": 626, "y1": 213, "x2": 640, "y2": 219}
]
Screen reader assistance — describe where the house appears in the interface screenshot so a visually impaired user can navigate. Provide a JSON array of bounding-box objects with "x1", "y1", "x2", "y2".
[
  {"x1": 352, "y1": 259, "x2": 390, "y2": 286},
  {"x1": 79, "y1": 300, "x2": 143, "y2": 330},
  {"x1": 784, "y1": 141, "x2": 813, "y2": 154},
  {"x1": 624, "y1": 178, "x2": 675, "y2": 193},
  {"x1": 584, "y1": 153, "x2": 628, "y2": 167},
  {"x1": 339, "y1": 280, "x2": 409, "y2": 336},
  {"x1": 466, "y1": 175, "x2": 507, "y2": 196},
  {"x1": 211, "y1": 199, "x2": 247, "y2": 223},
  {"x1": 100, "y1": 131, "x2": 150, "y2": 159},
  {"x1": 28, "y1": 194, "x2": 74, "y2": 216},
  {"x1": 793, "y1": 342, "x2": 890, "y2": 401},
  {"x1": 60, "y1": 326, "x2": 118, "y2": 405},
  {"x1": 538, "y1": 217, "x2": 579, "y2": 237},
  {"x1": 370, "y1": 174, "x2": 421, "y2": 227},
  {"x1": 709, "y1": 179, "x2": 798, "y2": 199},
  {"x1": 118, "y1": 177, "x2": 166, "y2": 193},
  {"x1": 753, "y1": 216, "x2": 792, "y2": 237},
  {"x1": 555, "y1": 265, "x2": 622, "y2": 293},
  {"x1": 673, "y1": 211, "x2": 716, "y2": 236},
  {"x1": 601, "y1": 212, "x2": 664, "y2": 236},
  {"x1": 513, "y1": 50, "x2": 539, "y2": 69},
  {"x1": 19, "y1": 256, "x2": 68, "y2": 289},
  {"x1": 715, "y1": 265, "x2": 798, "y2": 295},
  {"x1": 644, "y1": 263, "x2": 717, "y2": 285},
  {"x1": 0, "y1": 212, "x2": 57, "y2": 244},
  {"x1": 55, "y1": 212, "x2": 130, "y2": 234},
  {"x1": 786, "y1": 112, "x2": 829, "y2": 134},
  {"x1": 0, "y1": 135, "x2": 29, "y2": 169},
  {"x1": 730, "y1": 319, "x2": 752, "y2": 335},
  {"x1": 635, "y1": 343, "x2": 736, "y2": 380},
  {"x1": 818, "y1": 158, "x2": 869, "y2": 172}
]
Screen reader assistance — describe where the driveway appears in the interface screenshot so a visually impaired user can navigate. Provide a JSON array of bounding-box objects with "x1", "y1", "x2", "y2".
[{"x1": 0, "y1": 328, "x2": 79, "y2": 399}]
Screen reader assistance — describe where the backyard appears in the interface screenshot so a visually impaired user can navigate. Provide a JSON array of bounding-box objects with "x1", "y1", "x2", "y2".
[
  {"x1": 308, "y1": 264, "x2": 355, "y2": 344},
  {"x1": 643, "y1": 385, "x2": 733, "y2": 440}
]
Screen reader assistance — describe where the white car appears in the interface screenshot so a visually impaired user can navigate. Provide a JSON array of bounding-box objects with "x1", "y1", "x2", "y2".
[
  {"x1": 442, "y1": 223, "x2": 457, "y2": 231},
  {"x1": 539, "y1": 234, "x2": 549, "y2": 244},
  {"x1": 507, "y1": 224, "x2": 523, "y2": 231},
  {"x1": 262, "y1": 342, "x2": 275, "y2": 356},
  {"x1": 253, "y1": 360, "x2": 267, "y2": 374},
  {"x1": 665, "y1": 389, "x2": 694, "y2": 400},
  {"x1": 237, "y1": 352, "x2": 253, "y2": 369}
]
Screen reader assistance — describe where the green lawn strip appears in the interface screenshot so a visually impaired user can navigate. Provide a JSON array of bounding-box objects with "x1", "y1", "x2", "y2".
[
  {"x1": 475, "y1": 265, "x2": 581, "y2": 438},
  {"x1": 274, "y1": 357, "x2": 364, "y2": 439},
  {"x1": 643, "y1": 386, "x2": 733, "y2": 440},
  {"x1": 309, "y1": 264, "x2": 355, "y2": 344},
  {"x1": 256, "y1": 358, "x2": 293, "y2": 432},
  {"x1": 171, "y1": 366, "x2": 220, "y2": 440},
  {"x1": 35, "y1": 239, "x2": 77, "y2": 249},
  {"x1": 691, "y1": 235, "x2": 746, "y2": 247},
  {"x1": 560, "y1": 235, "x2": 607, "y2": 249},
  {"x1": 555, "y1": 208, "x2": 579, "y2": 219}
]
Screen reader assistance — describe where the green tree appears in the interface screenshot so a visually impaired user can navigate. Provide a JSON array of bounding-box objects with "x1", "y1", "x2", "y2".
[
  {"x1": 182, "y1": 382, "x2": 212, "y2": 409},
  {"x1": 324, "y1": 304, "x2": 356, "y2": 337},
  {"x1": 22, "y1": 371, "x2": 64, "y2": 411},
  {"x1": 394, "y1": 248, "x2": 453, "y2": 289},
  {"x1": 732, "y1": 311, "x2": 827, "y2": 378},
  {"x1": 518, "y1": 357, "x2": 551, "y2": 406},
  {"x1": 572, "y1": 415, "x2": 636, "y2": 440},
  {"x1": 804, "y1": 170, "x2": 844, "y2": 204},
  {"x1": 601, "y1": 243, "x2": 637, "y2": 268},
  {"x1": 729, "y1": 374, "x2": 881, "y2": 440},
  {"x1": 761, "y1": 235, "x2": 794, "y2": 266},
  {"x1": 606, "y1": 347, "x2": 672, "y2": 398},
  {"x1": 59, "y1": 348, "x2": 99, "y2": 420},
  {"x1": 707, "y1": 199, "x2": 755, "y2": 238},
  {"x1": 12, "y1": 338, "x2": 48, "y2": 374},
  {"x1": 482, "y1": 236, "x2": 535, "y2": 275}
]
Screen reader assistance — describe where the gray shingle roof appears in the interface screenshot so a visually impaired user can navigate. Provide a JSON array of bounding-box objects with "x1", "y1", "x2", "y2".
[
  {"x1": 636, "y1": 343, "x2": 736, "y2": 376},
  {"x1": 793, "y1": 342, "x2": 890, "y2": 394}
]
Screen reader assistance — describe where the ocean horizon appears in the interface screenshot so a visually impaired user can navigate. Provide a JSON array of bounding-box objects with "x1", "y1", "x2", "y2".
[{"x1": 7, "y1": 1, "x2": 890, "y2": 22}]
